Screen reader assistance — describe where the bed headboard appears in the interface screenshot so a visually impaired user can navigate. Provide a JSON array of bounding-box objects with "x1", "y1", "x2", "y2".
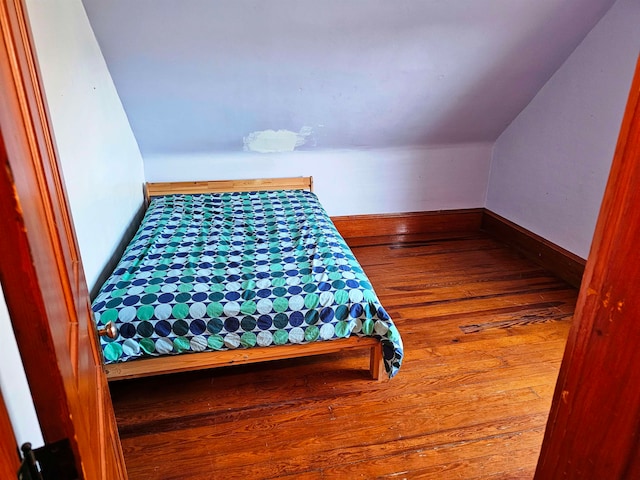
[{"x1": 144, "y1": 176, "x2": 313, "y2": 203}]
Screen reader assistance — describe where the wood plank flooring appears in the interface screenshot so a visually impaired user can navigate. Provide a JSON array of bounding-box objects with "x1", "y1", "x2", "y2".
[{"x1": 109, "y1": 232, "x2": 578, "y2": 479}]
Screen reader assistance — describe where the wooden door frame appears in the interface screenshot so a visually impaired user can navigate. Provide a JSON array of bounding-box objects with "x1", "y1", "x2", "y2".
[
  {"x1": 0, "y1": 1, "x2": 128, "y2": 478},
  {"x1": 0, "y1": 388, "x2": 20, "y2": 479},
  {"x1": 0, "y1": 0, "x2": 78, "y2": 446},
  {"x1": 535, "y1": 56, "x2": 640, "y2": 477}
]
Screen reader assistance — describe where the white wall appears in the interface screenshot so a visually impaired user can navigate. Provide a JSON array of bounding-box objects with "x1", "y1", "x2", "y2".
[
  {"x1": 145, "y1": 143, "x2": 493, "y2": 216},
  {"x1": 0, "y1": 285, "x2": 43, "y2": 448},
  {"x1": 25, "y1": 0, "x2": 146, "y2": 290},
  {"x1": 486, "y1": 0, "x2": 640, "y2": 259}
]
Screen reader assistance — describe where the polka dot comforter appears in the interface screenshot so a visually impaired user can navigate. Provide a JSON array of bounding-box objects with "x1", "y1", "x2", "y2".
[{"x1": 91, "y1": 189, "x2": 403, "y2": 378}]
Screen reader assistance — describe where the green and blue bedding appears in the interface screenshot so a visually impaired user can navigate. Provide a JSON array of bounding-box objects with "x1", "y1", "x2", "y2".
[{"x1": 91, "y1": 189, "x2": 403, "y2": 378}]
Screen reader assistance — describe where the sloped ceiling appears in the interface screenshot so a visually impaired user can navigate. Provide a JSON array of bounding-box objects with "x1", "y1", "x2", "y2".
[{"x1": 82, "y1": 0, "x2": 616, "y2": 156}]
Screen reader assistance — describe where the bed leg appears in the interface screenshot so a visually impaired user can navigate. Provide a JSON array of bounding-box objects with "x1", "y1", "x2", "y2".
[{"x1": 369, "y1": 344, "x2": 384, "y2": 381}]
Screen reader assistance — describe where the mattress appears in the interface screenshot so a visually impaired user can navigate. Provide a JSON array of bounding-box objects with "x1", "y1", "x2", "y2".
[{"x1": 91, "y1": 189, "x2": 403, "y2": 377}]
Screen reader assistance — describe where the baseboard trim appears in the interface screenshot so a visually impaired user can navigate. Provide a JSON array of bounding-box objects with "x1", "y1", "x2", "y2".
[
  {"x1": 331, "y1": 209, "x2": 484, "y2": 240},
  {"x1": 481, "y1": 210, "x2": 586, "y2": 289},
  {"x1": 331, "y1": 208, "x2": 586, "y2": 289}
]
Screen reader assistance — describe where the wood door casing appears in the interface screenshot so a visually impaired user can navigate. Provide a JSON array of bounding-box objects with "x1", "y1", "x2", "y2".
[
  {"x1": 0, "y1": 0, "x2": 127, "y2": 478},
  {"x1": 0, "y1": 388, "x2": 20, "y2": 479}
]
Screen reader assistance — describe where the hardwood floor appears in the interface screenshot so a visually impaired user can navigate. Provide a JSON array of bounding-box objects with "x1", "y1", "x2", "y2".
[{"x1": 110, "y1": 232, "x2": 578, "y2": 479}]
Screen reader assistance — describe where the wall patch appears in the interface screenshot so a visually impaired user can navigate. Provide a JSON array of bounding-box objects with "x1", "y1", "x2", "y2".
[{"x1": 243, "y1": 127, "x2": 313, "y2": 153}]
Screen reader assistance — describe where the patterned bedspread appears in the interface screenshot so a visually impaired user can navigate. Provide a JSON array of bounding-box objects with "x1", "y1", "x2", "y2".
[{"x1": 91, "y1": 189, "x2": 403, "y2": 377}]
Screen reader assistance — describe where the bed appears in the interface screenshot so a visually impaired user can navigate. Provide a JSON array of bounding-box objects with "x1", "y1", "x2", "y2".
[{"x1": 91, "y1": 177, "x2": 403, "y2": 381}]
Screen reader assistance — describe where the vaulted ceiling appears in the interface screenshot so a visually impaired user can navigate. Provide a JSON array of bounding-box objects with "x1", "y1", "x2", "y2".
[{"x1": 82, "y1": 0, "x2": 616, "y2": 156}]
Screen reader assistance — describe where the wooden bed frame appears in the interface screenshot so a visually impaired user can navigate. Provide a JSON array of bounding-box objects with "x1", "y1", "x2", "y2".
[{"x1": 105, "y1": 176, "x2": 385, "y2": 381}]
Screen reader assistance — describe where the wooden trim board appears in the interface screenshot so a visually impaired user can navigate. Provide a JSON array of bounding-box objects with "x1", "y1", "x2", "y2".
[
  {"x1": 0, "y1": 389, "x2": 19, "y2": 479},
  {"x1": 331, "y1": 209, "x2": 484, "y2": 240},
  {"x1": 481, "y1": 210, "x2": 586, "y2": 289},
  {"x1": 331, "y1": 208, "x2": 584, "y2": 288},
  {"x1": 146, "y1": 176, "x2": 313, "y2": 199},
  {"x1": 105, "y1": 337, "x2": 383, "y2": 381}
]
